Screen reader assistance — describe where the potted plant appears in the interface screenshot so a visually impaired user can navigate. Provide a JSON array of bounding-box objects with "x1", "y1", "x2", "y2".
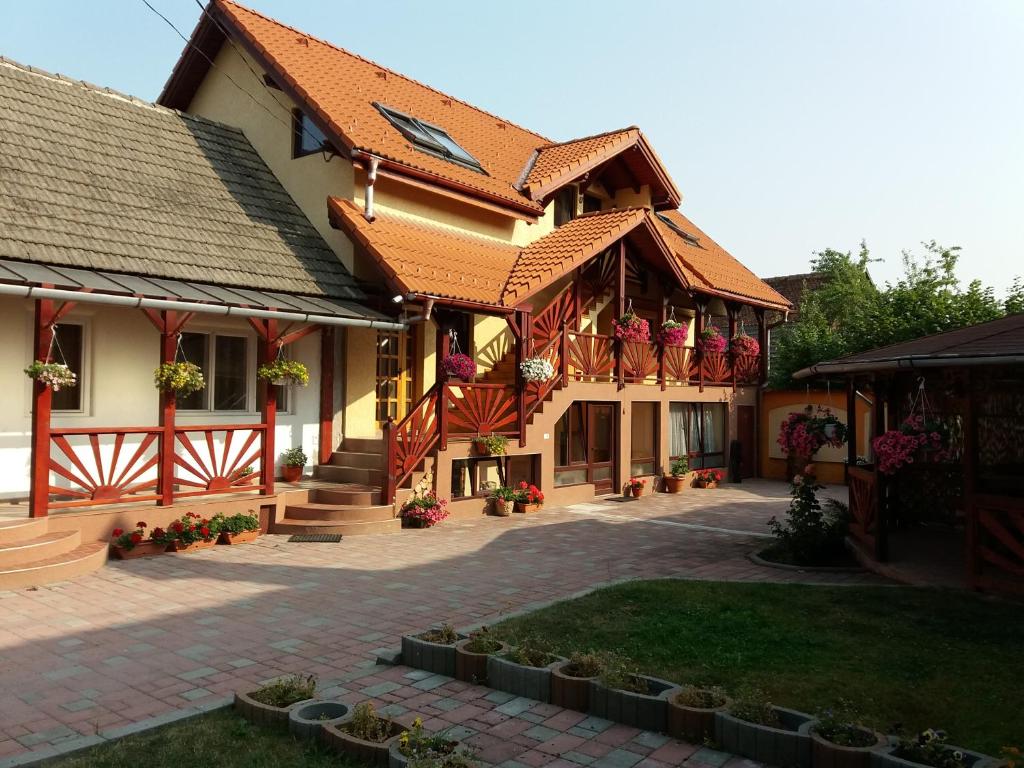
[
  {"x1": 588, "y1": 655, "x2": 674, "y2": 732},
  {"x1": 399, "y1": 491, "x2": 449, "y2": 528},
  {"x1": 472, "y1": 434, "x2": 508, "y2": 456},
  {"x1": 442, "y1": 353, "x2": 476, "y2": 382},
  {"x1": 486, "y1": 637, "x2": 564, "y2": 703},
  {"x1": 153, "y1": 361, "x2": 205, "y2": 397},
  {"x1": 289, "y1": 700, "x2": 352, "y2": 742},
  {"x1": 489, "y1": 486, "x2": 517, "y2": 516},
  {"x1": 624, "y1": 477, "x2": 646, "y2": 497},
  {"x1": 390, "y1": 718, "x2": 472, "y2": 768},
  {"x1": 804, "y1": 702, "x2": 885, "y2": 768},
  {"x1": 730, "y1": 333, "x2": 760, "y2": 357},
  {"x1": 657, "y1": 319, "x2": 688, "y2": 347},
  {"x1": 715, "y1": 691, "x2": 814, "y2": 768},
  {"x1": 872, "y1": 414, "x2": 950, "y2": 476},
  {"x1": 109, "y1": 521, "x2": 164, "y2": 559},
  {"x1": 324, "y1": 702, "x2": 406, "y2": 767},
  {"x1": 699, "y1": 326, "x2": 728, "y2": 353},
  {"x1": 512, "y1": 482, "x2": 544, "y2": 513},
  {"x1": 257, "y1": 358, "x2": 310, "y2": 386},
  {"x1": 235, "y1": 673, "x2": 317, "y2": 729},
  {"x1": 875, "y1": 728, "x2": 995, "y2": 768},
  {"x1": 778, "y1": 406, "x2": 849, "y2": 476},
  {"x1": 150, "y1": 512, "x2": 220, "y2": 553},
  {"x1": 664, "y1": 456, "x2": 689, "y2": 493},
  {"x1": 612, "y1": 311, "x2": 651, "y2": 343},
  {"x1": 665, "y1": 684, "x2": 731, "y2": 744},
  {"x1": 24, "y1": 361, "x2": 77, "y2": 391},
  {"x1": 551, "y1": 651, "x2": 605, "y2": 712},
  {"x1": 520, "y1": 356, "x2": 555, "y2": 383},
  {"x1": 454, "y1": 627, "x2": 508, "y2": 684},
  {"x1": 693, "y1": 468, "x2": 723, "y2": 488},
  {"x1": 215, "y1": 512, "x2": 261, "y2": 544},
  {"x1": 280, "y1": 447, "x2": 307, "y2": 482},
  {"x1": 401, "y1": 623, "x2": 464, "y2": 677},
  {"x1": 231, "y1": 465, "x2": 258, "y2": 486}
]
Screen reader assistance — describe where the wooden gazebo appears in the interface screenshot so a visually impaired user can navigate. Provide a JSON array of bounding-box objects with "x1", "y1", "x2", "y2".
[{"x1": 795, "y1": 314, "x2": 1024, "y2": 596}]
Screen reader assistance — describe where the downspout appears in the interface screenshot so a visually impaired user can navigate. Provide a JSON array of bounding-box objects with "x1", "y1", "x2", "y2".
[{"x1": 352, "y1": 150, "x2": 380, "y2": 222}]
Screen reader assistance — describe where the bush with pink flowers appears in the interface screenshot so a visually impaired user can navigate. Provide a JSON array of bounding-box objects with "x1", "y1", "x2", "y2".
[
  {"x1": 613, "y1": 312, "x2": 651, "y2": 343},
  {"x1": 730, "y1": 333, "x2": 760, "y2": 357},
  {"x1": 872, "y1": 414, "x2": 949, "y2": 475},
  {"x1": 699, "y1": 327, "x2": 727, "y2": 353},
  {"x1": 777, "y1": 406, "x2": 848, "y2": 458},
  {"x1": 657, "y1": 319, "x2": 688, "y2": 347},
  {"x1": 442, "y1": 353, "x2": 476, "y2": 382},
  {"x1": 400, "y1": 491, "x2": 450, "y2": 528}
]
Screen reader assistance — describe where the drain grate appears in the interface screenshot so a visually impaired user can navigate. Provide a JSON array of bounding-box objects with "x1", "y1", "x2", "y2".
[{"x1": 288, "y1": 533, "x2": 344, "y2": 543}]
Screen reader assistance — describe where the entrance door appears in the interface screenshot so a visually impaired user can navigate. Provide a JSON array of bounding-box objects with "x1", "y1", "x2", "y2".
[
  {"x1": 554, "y1": 402, "x2": 617, "y2": 492},
  {"x1": 737, "y1": 405, "x2": 756, "y2": 478},
  {"x1": 375, "y1": 330, "x2": 416, "y2": 425}
]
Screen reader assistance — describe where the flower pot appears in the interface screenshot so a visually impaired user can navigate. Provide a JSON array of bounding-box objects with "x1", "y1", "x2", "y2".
[
  {"x1": 281, "y1": 465, "x2": 303, "y2": 482},
  {"x1": 513, "y1": 502, "x2": 542, "y2": 514},
  {"x1": 696, "y1": 479, "x2": 719, "y2": 489},
  {"x1": 234, "y1": 690, "x2": 307, "y2": 729},
  {"x1": 401, "y1": 631, "x2": 465, "y2": 677},
  {"x1": 587, "y1": 675, "x2": 675, "y2": 732},
  {"x1": 472, "y1": 441, "x2": 490, "y2": 456},
  {"x1": 388, "y1": 737, "x2": 462, "y2": 768},
  {"x1": 109, "y1": 540, "x2": 166, "y2": 560},
  {"x1": 623, "y1": 487, "x2": 635, "y2": 498},
  {"x1": 289, "y1": 700, "x2": 352, "y2": 741},
  {"x1": 322, "y1": 717, "x2": 406, "y2": 767},
  {"x1": 486, "y1": 653, "x2": 565, "y2": 703},
  {"x1": 550, "y1": 660, "x2": 600, "y2": 712},
  {"x1": 454, "y1": 638, "x2": 508, "y2": 684},
  {"x1": 805, "y1": 724, "x2": 886, "y2": 768},
  {"x1": 166, "y1": 538, "x2": 217, "y2": 553},
  {"x1": 491, "y1": 499, "x2": 513, "y2": 516},
  {"x1": 715, "y1": 706, "x2": 814, "y2": 768},
  {"x1": 664, "y1": 687, "x2": 731, "y2": 744},
  {"x1": 871, "y1": 742, "x2": 997, "y2": 768},
  {"x1": 663, "y1": 476, "x2": 688, "y2": 494},
  {"x1": 218, "y1": 529, "x2": 259, "y2": 545}
]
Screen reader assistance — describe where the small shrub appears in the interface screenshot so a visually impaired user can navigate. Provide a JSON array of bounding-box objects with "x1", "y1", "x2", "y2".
[
  {"x1": 767, "y1": 469, "x2": 850, "y2": 566},
  {"x1": 281, "y1": 447, "x2": 308, "y2": 468},
  {"x1": 814, "y1": 700, "x2": 876, "y2": 747},
  {"x1": 674, "y1": 685, "x2": 727, "y2": 709},
  {"x1": 669, "y1": 456, "x2": 689, "y2": 477},
  {"x1": 600, "y1": 654, "x2": 649, "y2": 694},
  {"x1": 213, "y1": 512, "x2": 260, "y2": 535},
  {"x1": 729, "y1": 690, "x2": 780, "y2": 727},
  {"x1": 563, "y1": 651, "x2": 605, "y2": 678},
  {"x1": 399, "y1": 718, "x2": 458, "y2": 761},
  {"x1": 249, "y1": 674, "x2": 316, "y2": 708},
  {"x1": 504, "y1": 637, "x2": 556, "y2": 668},
  {"x1": 420, "y1": 623, "x2": 459, "y2": 644},
  {"x1": 343, "y1": 702, "x2": 392, "y2": 743},
  {"x1": 894, "y1": 729, "x2": 968, "y2": 768},
  {"x1": 463, "y1": 627, "x2": 502, "y2": 654}
]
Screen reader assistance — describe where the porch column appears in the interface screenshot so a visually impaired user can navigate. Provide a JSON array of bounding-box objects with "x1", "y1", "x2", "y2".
[
  {"x1": 436, "y1": 322, "x2": 450, "y2": 450},
  {"x1": 256, "y1": 318, "x2": 278, "y2": 495},
  {"x1": 616, "y1": 240, "x2": 626, "y2": 390},
  {"x1": 846, "y1": 376, "x2": 857, "y2": 485},
  {"x1": 872, "y1": 375, "x2": 889, "y2": 561},
  {"x1": 693, "y1": 298, "x2": 706, "y2": 391},
  {"x1": 513, "y1": 310, "x2": 530, "y2": 448},
  {"x1": 29, "y1": 300, "x2": 62, "y2": 517},
  {"x1": 727, "y1": 303, "x2": 738, "y2": 390},
  {"x1": 755, "y1": 308, "x2": 768, "y2": 384},
  {"x1": 659, "y1": 298, "x2": 668, "y2": 391},
  {"x1": 319, "y1": 327, "x2": 335, "y2": 465}
]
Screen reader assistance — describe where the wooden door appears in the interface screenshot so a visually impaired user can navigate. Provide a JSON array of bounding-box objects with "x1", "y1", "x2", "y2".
[
  {"x1": 588, "y1": 403, "x2": 616, "y2": 492},
  {"x1": 737, "y1": 405, "x2": 756, "y2": 479},
  {"x1": 375, "y1": 330, "x2": 416, "y2": 425}
]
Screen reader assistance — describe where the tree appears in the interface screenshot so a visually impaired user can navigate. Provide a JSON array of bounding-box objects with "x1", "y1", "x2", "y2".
[{"x1": 1007, "y1": 277, "x2": 1024, "y2": 315}]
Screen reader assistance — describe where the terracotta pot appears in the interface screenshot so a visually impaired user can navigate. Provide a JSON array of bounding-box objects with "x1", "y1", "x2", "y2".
[
  {"x1": 807, "y1": 726, "x2": 885, "y2": 768},
  {"x1": 281, "y1": 465, "x2": 303, "y2": 482},
  {"x1": 665, "y1": 687, "x2": 731, "y2": 743},
  {"x1": 513, "y1": 502, "x2": 542, "y2": 514},
  {"x1": 623, "y1": 487, "x2": 635, "y2": 498},
  {"x1": 166, "y1": 538, "x2": 217, "y2": 553},
  {"x1": 696, "y1": 479, "x2": 719, "y2": 489},
  {"x1": 322, "y1": 718, "x2": 406, "y2": 767},
  {"x1": 454, "y1": 638, "x2": 508, "y2": 683},
  {"x1": 218, "y1": 529, "x2": 259, "y2": 545},
  {"x1": 109, "y1": 540, "x2": 166, "y2": 560},
  {"x1": 550, "y1": 660, "x2": 600, "y2": 712},
  {"x1": 472, "y1": 441, "x2": 490, "y2": 456},
  {"x1": 663, "y1": 476, "x2": 688, "y2": 494}
]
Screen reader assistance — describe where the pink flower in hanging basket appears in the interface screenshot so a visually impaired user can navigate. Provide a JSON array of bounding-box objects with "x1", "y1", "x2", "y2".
[
  {"x1": 442, "y1": 353, "x2": 476, "y2": 381},
  {"x1": 730, "y1": 334, "x2": 760, "y2": 356},
  {"x1": 699, "y1": 327, "x2": 727, "y2": 353},
  {"x1": 657, "y1": 321, "x2": 689, "y2": 347},
  {"x1": 613, "y1": 314, "x2": 651, "y2": 343}
]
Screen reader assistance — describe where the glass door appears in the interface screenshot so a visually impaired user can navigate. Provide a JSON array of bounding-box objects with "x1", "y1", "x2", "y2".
[
  {"x1": 376, "y1": 330, "x2": 416, "y2": 425},
  {"x1": 554, "y1": 402, "x2": 616, "y2": 492}
]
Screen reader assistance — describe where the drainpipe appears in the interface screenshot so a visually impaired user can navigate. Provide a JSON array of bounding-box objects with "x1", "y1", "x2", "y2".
[{"x1": 353, "y1": 150, "x2": 380, "y2": 222}]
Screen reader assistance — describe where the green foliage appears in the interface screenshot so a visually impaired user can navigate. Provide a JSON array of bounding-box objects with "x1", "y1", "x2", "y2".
[
  {"x1": 895, "y1": 729, "x2": 970, "y2": 768},
  {"x1": 489, "y1": 485, "x2": 518, "y2": 501},
  {"x1": 1006, "y1": 277, "x2": 1024, "y2": 315},
  {"x1": 257, "y1": 359, "x2": 310, "y2": 386},
  {"x1": 563, "y1": 651, "x2": 605, "y2": 678},
  {"x1": 213, "y1": 512, "x2": 260, "y2": 535},
  {"x1": 464, "y1": 626, "x2": 503, "y2": 654},
  {"x1": 670, "y1": 456, "x2": 689, "y2": 477},
  {"x1": 674, "y1": 685, "x2": 728, "y2": 709},
  {"x1": 473, "y1": 434, "x2": 509, "y2": 455},
  {"x1": 420, "y1": 623, "x2": 459, "y2": 644},
  {"x1": 600, "y1": 653, "x2": 649, "y2": 693},
  {"x1": 503, "y1": 636, "x2": 556, "y2": 668},
  {"x1": 249, "y1": 674, "x2": 316, "y2": 708},
  {"x1": 729, "y1": 690, "x2": 781, "y2": 727},
  {"x1": 766, "y1": 475, "x2": 851, "y2": 566},
  {"x1": 153, "y1": 361, "x2": 205, "y2": 396},
  {"x1": 814, "y1": 699, "x2": 876, "y2": 747},
  {"x1": 343, "y1": 702, "x2": 392, "y2": 743},
  {"x1": 281, "y1": 447, "x2": 308, "y2": 467}
]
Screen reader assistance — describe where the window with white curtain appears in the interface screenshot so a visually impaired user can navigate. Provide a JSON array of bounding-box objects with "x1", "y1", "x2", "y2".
[{"x1": 669, "y1": 402, "x2": 725, "y2": 468}]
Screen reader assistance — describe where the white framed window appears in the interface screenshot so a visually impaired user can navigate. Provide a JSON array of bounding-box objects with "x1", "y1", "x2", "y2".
[{"x1": 177, "y1": 332, "x2": 250, "y2": 413}]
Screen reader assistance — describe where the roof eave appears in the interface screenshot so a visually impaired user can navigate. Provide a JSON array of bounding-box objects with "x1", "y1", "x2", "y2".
[{"x1": 794, "y1": 354, "x2": 1024, "y2": 379}]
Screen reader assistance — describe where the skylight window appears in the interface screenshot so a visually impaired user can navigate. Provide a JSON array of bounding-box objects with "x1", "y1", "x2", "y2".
[
  {"x1": 374, "y1": 103, "x2": 486, "y2": 174},
  {"x1": 656, "y1": 213, "x2": 700, "y2": 246}
]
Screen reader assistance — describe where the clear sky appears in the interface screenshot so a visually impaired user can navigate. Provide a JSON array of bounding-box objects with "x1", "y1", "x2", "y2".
[{"x1": 2, "y1": 1, "x2": 1021, "y2": 295}]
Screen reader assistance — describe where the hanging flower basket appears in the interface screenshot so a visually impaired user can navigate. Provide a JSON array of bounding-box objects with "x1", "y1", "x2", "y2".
[
  {"x1": 872, "y1": 414, "x2": 950, "y2": 475},
  {"x1": 520, "y1": 356, "x2": 555, "y2": 382},
  {"x1": 257, "y1": 359, "x2": 310, "y2": 386},
  {"x1": 24, "y1": 361, "x2": 77, "y2": 391},
  {"x1": 698, "y1": 327, "x2": 727, "y2": 353},
  {"x1": 442, "y1": 353, "x2": 476, "y2": 382},
  {"x1": 613, "y1": 312, "x2": 651, "y2": 343},
  {"x1": 657, "y1": 319, "x2": 689, "y2": 347},
  {"x1": 153, "y1": 361, "x2": 205, "y2": 396},
  {"x1": 730, "y1": 333, "x2": 760, "y2": 357},
  {"x1": 777, "y1": 406, "x2": 848, "y2": 459}
]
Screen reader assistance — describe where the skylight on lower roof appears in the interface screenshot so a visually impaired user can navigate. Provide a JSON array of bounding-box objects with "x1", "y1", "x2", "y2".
[{"x1": 374, "y1": 103, "x2": 486, "y2": 174}]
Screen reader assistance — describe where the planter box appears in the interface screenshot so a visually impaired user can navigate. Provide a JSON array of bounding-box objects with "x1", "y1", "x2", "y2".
[
  {"x1": 486, "y1": 654, "x2": 565, "y2": 703},
  {"x1": 664, "y1": 687, "x2": 731, "y2": 743},
  {"x1": 805, "y1": 725, "x2": 886, "y2": 768},
  {"x1": 588, "y1": 675, "x2": 674, "y2": 732},
  {"x1": 166, "y1": 538, "x2": 217, "y2": 553},
  {"x1": 550, "y1": 661, "x2": 600, "y2": 712},
  {"x1": 513, "y1": 502, "x2": 543, "y2": 514},
  {"x1": 289, "y1": 700, "x2": 352, "y2": 741},
  {"x1": 109, "y1": 540, "x2": 166, "y2": 560},
  {"x1": 871, "y1": 743, "x2": 998, "y2": 768},
  {"x1": 454, "y1": 639, "x2": 508, "y2": 684},
  {"x1": 388, "y1": 736, "x2": 462, "y2": 768},
  {"x1": 322, "y1": 718, "x2": 405, "y2": 767},
  {"x1": 234, "y1": 690, "x2": 309, "y2": 729},
  {"x1": 400, "y1": 631, "x2": 465, "y2": 677},
  {"x1": 715, "y1": 706, "x2": 814, "y2": 768},
  {"x1": 218, "y1": 529, "x2": 259, "y2": 545}
]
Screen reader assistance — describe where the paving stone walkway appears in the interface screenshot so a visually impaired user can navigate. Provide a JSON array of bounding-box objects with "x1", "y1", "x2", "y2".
[{"x1": 0, "y1": 481, "x2": 885, "y2": 765}]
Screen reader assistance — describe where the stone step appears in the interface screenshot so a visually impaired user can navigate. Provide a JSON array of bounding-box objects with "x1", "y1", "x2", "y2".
[
  {"x1": 342, "y1": 437, "x2": 385, "y2": 453},
  {"x1": 313, "y1": 465, "x2": 385, "y2": 485},
  {"x1": 0, "y1": 530, "x2": 80, "y2": 568},
  {"x1": 311, "y1": 486, "x2": 381, "y2": 506},
  {"x1": 284, "y1": 503, "x2": 395, "y2": 523},
  {"x1": 0, "y1": 517, "x2": 49, "y2": 545},
  {"x1": 0, "y1": 541, "x2": 108, "y2": 591},
  {"x1": 329, "y1": 451, "x2": 383, "y2": 469},
  {"x1": 271, "y1": 517, "x2": 401, "y2": 537}
]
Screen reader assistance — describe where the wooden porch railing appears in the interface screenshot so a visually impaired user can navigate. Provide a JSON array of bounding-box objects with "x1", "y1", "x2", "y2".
[
  {"x1": 446, "y1": 383, "x2": 518, "y2": 436},
  {"x1": 383, "y1": 384, "x2": 441, "y2": 504},
  {"x1": 565, "y1": 331, "x2": 615, "y2": 382},
  {"x1": 172, "y1": 424, "x2": 267, "y2": 499},
  {"x1": 967, "y1": 493, "x2": 1024, "y2": 596},
  {"x1": 848, "y1": 466, "x2": 880, "y2": 551}
]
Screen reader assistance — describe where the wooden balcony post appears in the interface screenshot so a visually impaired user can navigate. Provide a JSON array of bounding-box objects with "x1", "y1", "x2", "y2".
[
  {"x1": 693, "y1": 300, "x2": 705, "y2": 391},
  {"x1": 846, "y1": 376, "x2": 857, "y2": 485},
  {"x1": 659, "y1": 299, "x2": 668, "y2": 391},
  {"x1": 616, "y1": 241, "x2": 626, "y2": 390},
  {"x1": 257, "y1": 318, "x2": 278, "y2": 495},
  {"x1": 560, "y1": 322, "x2": 570, "y2": 386},
  {"x1": 157, "y1": 312, "x2": 177, "y2": 506},
  {"x1": 319, "y1": 326, "x2": 335, "y2": 465},
  {"x1": 756, "y1": 308, "x2": 768, "y2": 384},
  {"x1": 436, "y1": 323, "x2": 450, "y2": 451},
  {"x1": 515, "y1": 310, "x2": 530, "y2": 447},
  {"x1": 727, "y1": 304, "x2": 738, "y2": 391},
  {"x1": 383, "y1": 417, "x2": 397, "y2": 505},
  {"x1": 28, "y1": 299, "x2": 56, "y2": 518}
]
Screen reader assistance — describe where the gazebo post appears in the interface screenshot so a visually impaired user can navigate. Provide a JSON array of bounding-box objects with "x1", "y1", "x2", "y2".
[
  {"x1": 846, "y1": 376, "x2": 857, "y2": 485},
  {"x1": 872, "y1": 374, "x2": 889, "y2": 562}
]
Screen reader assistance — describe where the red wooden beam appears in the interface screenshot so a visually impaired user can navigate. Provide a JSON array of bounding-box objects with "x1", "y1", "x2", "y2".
[
  {"x1": 256, "y1": 318, "x2": 278, "y2": 493},
  {"x1": 436, "y1": 324, "x2": 450, "y2": 451},
  {"x1": 516, "y1": 310, "x2": 530, "y2": 447},
  {"x1": 616, "y1": 241, "x2": 626, "y2": 391},
  {"x1": 29, "y1": 299, "x2": 59, "y2": 517},
  {"x1": 319, "y1": 327, "x2": 334, "y2": 465},
  {"x1": 155, "y1": 310, "x2": 186, "y2": 506},
  {"x1": 278, "y1": 323, "x2": 319, "y2": 348}
]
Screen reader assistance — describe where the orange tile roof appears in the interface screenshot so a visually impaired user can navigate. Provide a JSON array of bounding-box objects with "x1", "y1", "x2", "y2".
[
  {"x1": 328, "y1": 198, "x2": 519, "y2": 305},
  {"x1": 213, "y1": 0, "x2": 547, "y2": 214},
  {"x1": 655, "y1": 210, "x2": 791, "y2": 309}
]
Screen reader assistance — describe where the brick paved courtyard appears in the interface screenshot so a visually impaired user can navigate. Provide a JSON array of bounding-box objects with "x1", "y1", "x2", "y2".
[{"x1": 0, "y1": 481, "x2": 885, "y2": 765}]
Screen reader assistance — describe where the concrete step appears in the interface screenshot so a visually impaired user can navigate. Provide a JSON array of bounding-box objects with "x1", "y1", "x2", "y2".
[
  {"x1": 284, "y1": 503, "x2": 394, "y2": 522},
  {"x1": 271, "y1": 517, "x2": 402, "y2": 537},
  {"x1": 313, "y1": 465, "x2": 385, "y2": 485},
  {"x1": 0, "y1": 517, "x2": 49, "y2": 545},
  {"x1": 0, "y1": 541, "x2": 108, "y2": 591},
  {"x1": 329, "y1": 451, "x2": 383, "y2": 469},
  {"x1": 0, "y1": 530, "x2": 80, "y2": 568},
  {"x1": 311, "y1": 486, "x2": 381, "y2": 506},
  {"x1": 342, "y1": 437, "x2": 385, "y2": 453}
]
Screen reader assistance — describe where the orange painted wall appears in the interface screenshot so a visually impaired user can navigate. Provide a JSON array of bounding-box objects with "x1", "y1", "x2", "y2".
[{"x1": 760, "y1": 390, "x2": 873, "y2": 485}]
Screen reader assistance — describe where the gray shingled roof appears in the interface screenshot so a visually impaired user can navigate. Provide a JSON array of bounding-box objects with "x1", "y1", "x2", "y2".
[{"x1": 0, "y1": 59, "x2": 362, "y2": 300}]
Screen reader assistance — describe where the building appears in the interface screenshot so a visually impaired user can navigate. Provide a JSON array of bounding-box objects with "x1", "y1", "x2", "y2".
[{"x1": 0, "y1": 0, "x2": 790, "y2": 584}]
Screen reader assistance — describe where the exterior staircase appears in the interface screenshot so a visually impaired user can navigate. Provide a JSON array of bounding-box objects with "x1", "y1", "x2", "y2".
[
  {"x1": 0, "y1": 517, "x2": 107, "y2": 590},
  {"x1": 275, "y1": 438, "x2": 402, "y2": 536}
]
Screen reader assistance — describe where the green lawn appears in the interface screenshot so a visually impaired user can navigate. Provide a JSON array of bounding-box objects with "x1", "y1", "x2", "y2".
[
  {"x1": 492, "y1": 580, "x2": 1023, "y2": 755},
  {"x1": 46, "y1": 709, "x2": 361, "y2": 768}
]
